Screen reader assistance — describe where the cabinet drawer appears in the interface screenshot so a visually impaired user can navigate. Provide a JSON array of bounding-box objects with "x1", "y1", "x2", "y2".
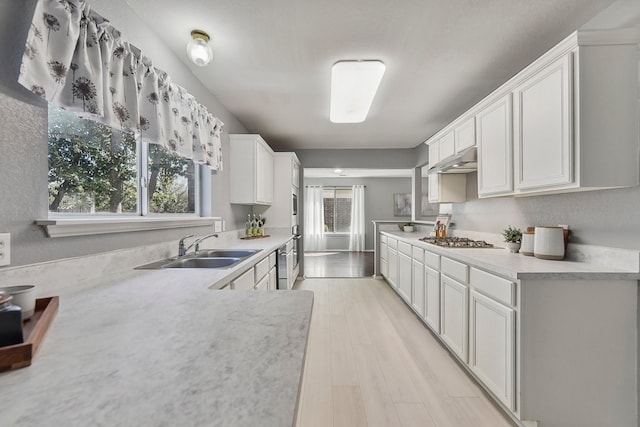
[
  {"x1": 398, "y1": 241, "x2": 412, "y2": 256},
  {"x1": 387, "y1": 237, "x2": 397, "y2": 250},
  {"x1": 381, "y1": 234, "x2": 388, "y2": 244},
  {"x1": 255, "y1": 257, "x2": 270, "y2": 282},
  {"x1": 470, "y1": 268, "x2": 515, "y2": 306},
  {"x1": 424, "y1": 251, "x2": 440, "y2": 270},
  {"x1": 232, "y1": 268, "x2": 255, "y2": 290},
  {"x1": 441, "y1": 257, "x2": 468, "y2": 283},
  {"x1": 285, "y1": 240, "x2": 294, "y2": 253},
  {"x1": 268, "y1": 251, "x2": 277, "y2": 268},
  {"x1": 412, "y1": 246, "x2": 424, "y2": 263}
]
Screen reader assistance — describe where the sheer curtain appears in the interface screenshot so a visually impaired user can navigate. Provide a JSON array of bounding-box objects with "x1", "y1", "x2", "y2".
[
  {"x1": 349, "y1": 185, "x2": 365, "y2": 252},
  {"x1": 304, "y1": 186, "x2": 326, "y2": 251}
]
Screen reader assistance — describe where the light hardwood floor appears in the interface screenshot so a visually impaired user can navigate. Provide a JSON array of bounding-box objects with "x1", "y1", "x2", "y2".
[{"x1": 295, "y1": 277, "x2": 515, "y2": 427}]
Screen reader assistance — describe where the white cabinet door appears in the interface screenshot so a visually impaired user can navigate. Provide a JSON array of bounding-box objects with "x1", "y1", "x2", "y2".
[
  {"x1": 428, "y1": 142, "x2": 439, "y2": 166},
  {"x1": 455, "y1": 116, "x2": 476, "y2": 153},
  {"x1": 229, "y1": 134, "x2": 274, "y2": 205},
  {"x1": 514, "y1": 53, "x2": 572, "y2": 191},
  {"x1": 255, "y1": 273, "x2": 269, "y2": 291},
  {"x1": 388, "y1": 247, "x2": 398, "y2": 289},
  {"x1": 428, "y1": 173, "x2": 440, "y2": 203},
  {"x1": 439, "y1": 131, "x2": 455, "y2": 160},
  {"x1": 398, "y1": 252, "x2": 412, "y2": 303},
  {"x1": 232, "y1": 268, "x2": 255, "y2": 291},
  {"x1": 412, "y1": 259, "x2": 426, "y2": 318},
  {"x1": 268, "y1": 266, "x2": 277, "y2": 291},
  {"x1": 469, "y1": 290, "x2": 515, "y2": 410},
  {"x1": 440, "y1": 275, "x2": 469, "y2": 362},
  {"x1": 425, "y1": 266, "x2": 441, "y2": 333},
  {"x1": 286, "y1": 250, "x2": 295, "y2": 289},
  {"x1": 292, "y1": 158, "x2": 300, "y2": 188},
  {"x1": 477, "y1": 95, "x2": 513, "y2": 197},
  {"x1": 256, "y1": 141, "x2": 274, "y2": 204}
]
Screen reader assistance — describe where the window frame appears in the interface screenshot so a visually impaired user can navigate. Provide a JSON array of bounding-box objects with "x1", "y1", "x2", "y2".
[
  {"x1": 322, "y1": 187, "x2": 353, "y2": 235},
  {"x1": 39, "y1": 107, "x2": 215, "y2": 237}
]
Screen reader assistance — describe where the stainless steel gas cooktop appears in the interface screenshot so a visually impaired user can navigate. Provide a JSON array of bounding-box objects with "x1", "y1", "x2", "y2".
[{"x1": 419, "y1": 236, "x2": 494, "y2": 248}]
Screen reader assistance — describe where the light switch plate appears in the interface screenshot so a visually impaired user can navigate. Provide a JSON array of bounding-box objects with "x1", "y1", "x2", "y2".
[{"x1": 0, "y1": 233, "x2": 10, "y2": 267}]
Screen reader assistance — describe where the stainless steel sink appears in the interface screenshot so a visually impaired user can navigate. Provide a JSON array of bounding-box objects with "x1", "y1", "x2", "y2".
[
  {"x1": 162, "y1": 257, "x2": 242, "y2": 269},
  {"x1": 194, "y1": 249, "x2": 260, "y2": 258},
  {"x1": 135, "y1": 248, "x2": 261, "y2": 270}
]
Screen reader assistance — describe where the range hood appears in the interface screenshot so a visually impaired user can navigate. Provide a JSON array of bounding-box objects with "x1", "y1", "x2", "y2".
[{"x1": 428, "y1": 146, "x2": 477, "y2": 174}]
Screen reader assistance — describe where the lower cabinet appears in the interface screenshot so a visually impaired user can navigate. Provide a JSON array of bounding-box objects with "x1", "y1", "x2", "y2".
[
  {"x1": 268, "y1": 266, "x2": 277, "y2": 291},
  {"x1": 232, "y1": 267, "x2": 255, "y2": 290},
  {"x1": 398, "y1": 251, "x2": 412, "y2": 303},
  {"x1": 231, "y1": 250, "x2": 278, "y2": 291},
  {"x1": 388, "y1": 247, "x2": 398, "y2": 289},
  {"x1": 469, "y1": 289, "x2": 515, "y2": 410},
  {"x1": 424, "y1": 265, "x2": 440, "y2": 333},
  {"x1": 255, "y1": 273, "x2": 269, "y2": 291},
  {"x1": 440, "y1": 274, "x2": 469, "y2": 363},
  {"x1": 411, "y1": 258, "x2": 426, "y2": 318}
]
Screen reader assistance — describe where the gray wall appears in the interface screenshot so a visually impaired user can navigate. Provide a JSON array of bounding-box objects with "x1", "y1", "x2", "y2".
[
  {"x1": 304, "y1": 177, "x2": 412, "y2": 250},
  {"x1": 452, "y1": 173, "x2": 640, "y2": 250},
  {"x1": 0, "y1": 0, "x2": 250, "y2": 267}
]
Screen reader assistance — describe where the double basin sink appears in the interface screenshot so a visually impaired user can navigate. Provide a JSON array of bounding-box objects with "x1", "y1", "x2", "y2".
[{"x1": 136, "y1": 249, "x2": 261, "y2": 270}]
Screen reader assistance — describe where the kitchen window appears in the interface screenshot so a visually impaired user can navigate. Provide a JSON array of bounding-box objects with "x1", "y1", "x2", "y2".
[
  {"x1": 48, "y1": 105, "x2": 200, "y2": 216},
  {"x1": 323, "y1": 187, "x2": 352, "y2": 233}
]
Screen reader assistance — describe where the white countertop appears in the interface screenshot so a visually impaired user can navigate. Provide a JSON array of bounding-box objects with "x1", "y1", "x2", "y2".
[
  {"x1": 0, "y1": 232, "x2": 312, "y2": 427},
  {"x1": 382, "y1": 230, "x2": 640, "y2": 281}
]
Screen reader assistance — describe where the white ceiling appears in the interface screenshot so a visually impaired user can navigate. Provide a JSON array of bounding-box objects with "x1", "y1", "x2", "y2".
[{"x1": 125, "y1": 0, "x2": 618, "y2": 150}]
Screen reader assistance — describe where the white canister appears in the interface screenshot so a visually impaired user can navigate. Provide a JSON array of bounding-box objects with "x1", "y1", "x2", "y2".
[
  {"x1": 521, "y1": 232, "x2": 535, "y2": 256},
  {"x1": 534, "y1": 226, "x2": 565, "y2": 260}
]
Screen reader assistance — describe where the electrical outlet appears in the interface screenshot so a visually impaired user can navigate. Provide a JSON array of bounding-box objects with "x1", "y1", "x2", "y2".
[
  {"x1": 214, "y1": 220, "x2": 222, "y2": 233},
  {"x1": 0, "y1": 233, "x2": 10, "y2": 267}
]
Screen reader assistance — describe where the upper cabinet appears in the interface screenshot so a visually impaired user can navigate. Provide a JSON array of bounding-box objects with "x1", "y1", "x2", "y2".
[
  {"x1": 454, "y1": 116, "x2": 476, "y2": 153},
  {"x1": 424, "y1": 29, "x2": 640, "y2": 198},
  {"x1": 513, "y1": 54, "x2": 572, "y2": 191},
  {"x1": 268, "y1": 152, "x2": 300, "y2": 228},
  {"x1": 477, "y1": 95, "x2": 513, "y2": 197},
  {"x1": 229, "y1": 134, "x2": 274, "y2": 205}
]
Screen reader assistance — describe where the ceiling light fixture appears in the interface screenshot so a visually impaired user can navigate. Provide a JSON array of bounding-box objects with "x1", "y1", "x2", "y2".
[
  {"x1": 186, "y1": 29, "x2": 213, "y2": 67},
  {"x1": 334, "y1": 168, "x2": 343, "y2": 174},
  {"x1": 330, "y1": 60, "x2": 385, "y2": 123}
]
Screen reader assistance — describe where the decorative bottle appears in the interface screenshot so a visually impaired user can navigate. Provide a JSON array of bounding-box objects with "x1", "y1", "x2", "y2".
[{"x1": 245, "y1": 214, "x2": 252, "y2": 237}]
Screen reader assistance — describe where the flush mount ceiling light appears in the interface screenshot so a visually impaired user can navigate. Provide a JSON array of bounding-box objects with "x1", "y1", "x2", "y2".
[
  {"x1": 186, "y1": 29, "x2": 213, "y2": 67},
  {"x1": 330, "y1": 60, "x2": 385, "y2": 123},
  {"x1": 334, "y1": 168, "x2": 343, "y2": 174}
]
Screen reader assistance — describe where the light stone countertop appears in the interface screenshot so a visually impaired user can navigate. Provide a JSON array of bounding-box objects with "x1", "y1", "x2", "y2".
[
  {"x1": 382, "y1": 230, "x2": 640, "y2": 281},
  {"x1": 0, "y1": 232, "x2": 313, "y2": 427}
]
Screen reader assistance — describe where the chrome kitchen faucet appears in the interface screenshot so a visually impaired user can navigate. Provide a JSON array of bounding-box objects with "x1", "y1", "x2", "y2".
[{"x1": 178, "y1": 233, "x2": 219, "y2": 257}]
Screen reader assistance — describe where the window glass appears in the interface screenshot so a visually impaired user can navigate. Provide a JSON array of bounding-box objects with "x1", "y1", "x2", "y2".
[
  {"x1": 48, "y1": 105, "x2": 137, "y2": 214},
  {"x1": 322, "y1": 188, "x2": 353, "y2": 233},
  {"x1": 148, "y1": 144, "x2": 196, "y2": 214}
]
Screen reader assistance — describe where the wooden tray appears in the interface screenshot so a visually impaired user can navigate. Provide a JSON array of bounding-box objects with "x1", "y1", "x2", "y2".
[
  {"x1": 0, "y1": 296, "x2": 59, "y2": 371},
  {"x1": 240, "y1": 235, "x2": 271, "y2": 240}
]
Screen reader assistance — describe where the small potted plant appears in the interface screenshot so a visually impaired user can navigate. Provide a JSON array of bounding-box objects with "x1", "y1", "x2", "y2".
[
  {"x1": 403, "y1": 222, "x2": 414, "y2": 232},
  {"x1": 502, "y1": 225, "x2": 522, "y2": 253}
]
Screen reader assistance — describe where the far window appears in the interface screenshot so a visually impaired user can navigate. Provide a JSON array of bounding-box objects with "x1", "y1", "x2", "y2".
[
  {"x1": 323, "y1": 188, "x2": 352, "y2": 232},
  {"x1": 47, "y1": 105, "x2": 198, "y2": 215}
]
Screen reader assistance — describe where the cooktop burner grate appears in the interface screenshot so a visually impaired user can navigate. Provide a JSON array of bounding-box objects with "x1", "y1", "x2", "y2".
[{"x1": 419, "y1": 236, "x2": 494, "y2": 248}]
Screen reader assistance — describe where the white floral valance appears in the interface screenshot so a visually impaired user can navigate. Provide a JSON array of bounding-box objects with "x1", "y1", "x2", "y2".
[{"x1": 18, "y1": 0, "x2": 223, "y2": 170}]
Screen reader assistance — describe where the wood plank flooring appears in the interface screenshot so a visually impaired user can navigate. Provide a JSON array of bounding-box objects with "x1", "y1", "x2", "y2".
[
  {"x1": 295, "y1": 277, "x2": 515, "y2": 427},
  {"x1": 303, "y1": 252, "x2": 374, "y2": 278}
]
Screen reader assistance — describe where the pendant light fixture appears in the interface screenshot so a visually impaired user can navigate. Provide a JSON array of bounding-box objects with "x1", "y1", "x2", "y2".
[{"x1": 186, "y1": 29, "x2": 213, "y2": 67}]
